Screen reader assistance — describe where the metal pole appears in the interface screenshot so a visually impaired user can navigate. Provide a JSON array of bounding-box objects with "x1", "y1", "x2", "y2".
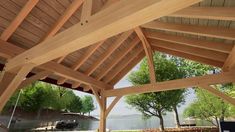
[{"x1": 7, "y1": 89, "x2": 22, "y2": 128}]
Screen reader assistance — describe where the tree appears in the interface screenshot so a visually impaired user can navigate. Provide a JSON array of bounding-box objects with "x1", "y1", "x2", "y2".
[
  {"x1": 184, "y1": 85, "x2": 235, "y2": 126},
  {"x1": 126, "y1": 53, "x2": 187, "y2": 130},
  {"x1": 3, "y1": 82, "x2": 79, "y2": 117},
  {"x1": 67, "y1": 96, "x2": 83, "y2": 113},
  {"x1": 20, "y1": 82, "x2": 58, "y2": 119},
  {"x1": 81, "y1": 96, "x2": 95, "y2": 116}
]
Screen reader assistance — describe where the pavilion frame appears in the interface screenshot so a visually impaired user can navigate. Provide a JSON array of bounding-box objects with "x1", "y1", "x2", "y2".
[{"x1": 0, "y1": 0, "x2": 235, "y2": 132}]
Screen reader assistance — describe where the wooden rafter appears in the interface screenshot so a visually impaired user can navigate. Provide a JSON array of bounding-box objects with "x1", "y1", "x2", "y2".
[
  {"x1": 149, "y1": 39, "x2": 228, "y2": 62},
  {"x1": 104, "y1": 48, "x2": 144, "y2": 84},
  {"x1": 58, "y1": 0, "x2": 118, "y2": 86},
  {"x1": 104, "y1": 71, "x2": 235, "y2": 97},
  {"x1": 80, "y1": 0, "x2": 93, "y2": 23},
  {"x1": 0, "y1": 40, "x2": 111, "y2": 89},
  {"x1": 145, "y1": 31, "x2": 234, "y2": 54},
  {"x1": 200, "y1": 85, "x2": 235, "y2": 106},
  {"x1": 135, "y1": 27, "x2": 156, "y2": 83},
  {"x1": 223, "y1": 46, "x2": 235, "y2": 71},
  {"x1": 102, "y1": 0, "x2": 120, "y2": 9},
  {"x1": 5, "y1": 0, "x2": 202, "y2": 72},
  {"x1": 109, "y1": 52, "x2": 145, "y2": 85},
  {"x1": 43, "y1": 0, "x2": 84, "y2": 74},
  {"x1": 42, "y1": 0, "x2": 84, "y2": 41},
  {"x1": 153, "y1": 46, "x2": 224, "y2": 68},
  {"x1": 23, "y1": 0, "x2": 85, "y2": 83},
  {"x1": 142, "y1": 21, "x2": 235, "y2": 40},
  {"x1": 0, "y1": 0, "x2": 39, "y2": 41},
  {"x1": 95, "y1": 37, "x2": 140, "y2": 81},
  {"x1": 40, "y1": 62, "x2": 112, "y2": 89},
  {"x1": 0, "y1": 64, "x2": 34, "y2": 111},
  {"x1": 57, "y1": 41, "x2": 104, "y2": 84},
  {"x1": 19, "y1": 71, "x2": 53, "y2": 89},
  {"x1": 170, "y1": 7, "x2": 235, "y2": 21},
  {"x1": 72, "y1": 30, "x2": 133, "y2": 88}
]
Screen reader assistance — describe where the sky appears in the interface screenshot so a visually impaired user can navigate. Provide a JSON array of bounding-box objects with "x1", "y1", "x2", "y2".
[{"x1": 73, "y1": 64, "x2": 197, "y2": 116}]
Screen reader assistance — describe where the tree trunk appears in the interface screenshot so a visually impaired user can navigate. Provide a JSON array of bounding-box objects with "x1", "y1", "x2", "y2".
[
  {"x1": 36, "y1": 108, "x2": 42, "y2": 120},
  {"x1": 158, "y1": 112, "x2": 165, "y2": 131},
  {"x1": 220, "y1": 101, "x2": 225, "y2": 122},
  {"x1": 173, "y1": 105, "x2": 180, "y2": 128}
]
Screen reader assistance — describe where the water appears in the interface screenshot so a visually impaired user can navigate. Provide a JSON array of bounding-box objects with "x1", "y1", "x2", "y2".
[
  {"x1": 76, "y1": 114, "x2": 212, "y2": 130},
  {"x1": 2, "y1": 114, "x2": 212, "y2": 131}
]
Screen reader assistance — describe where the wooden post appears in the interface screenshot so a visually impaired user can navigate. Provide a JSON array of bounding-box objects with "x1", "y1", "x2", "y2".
[
  {"x1": 99, "y1": 90, "x2": 106, "y2": 132},
  {"x1": 0, "y1": 63, "x2": 34, "y2": 111}
]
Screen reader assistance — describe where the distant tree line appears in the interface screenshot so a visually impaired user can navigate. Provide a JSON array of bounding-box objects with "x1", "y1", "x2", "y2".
[
  {"x1": 125, "y1": 53, "x2": 235, "y2": 131},
  {"x1": 3, "y1": 82, "x2": 95, "y2": 118}
]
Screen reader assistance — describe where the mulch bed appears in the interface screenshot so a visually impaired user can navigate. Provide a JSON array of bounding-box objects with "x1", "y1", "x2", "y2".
[{"x1": 143, "y1": 127, "x2": 219, "y2": 132}]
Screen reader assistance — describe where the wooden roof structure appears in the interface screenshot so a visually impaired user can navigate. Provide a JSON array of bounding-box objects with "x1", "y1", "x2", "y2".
[{"x1": 0, "y1": 0, "x2": 235, "y2": 131}]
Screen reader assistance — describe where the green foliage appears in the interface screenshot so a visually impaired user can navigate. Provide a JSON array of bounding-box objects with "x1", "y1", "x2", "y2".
[
  {"x1": 126, "y1": 53, "x2": 190, "y2": 130},
  {"x1": 67, "y1": 96, "x2": 83, "y2": 113},
  {"x1": 81, "y1": 96, "x2": 95, "y2": 115},
  {"x1": 184, "y1": 86, "x2": 235, "y2": 126},
  {"x1": 4, "y1": 82, "x2": 95, "y2": 115},
  {"x1": 128, "y1": 53, "x2": 187, "y2": 85},
  {"x1": 126, "y1": 92, "x2": 172, "y2": 118}
]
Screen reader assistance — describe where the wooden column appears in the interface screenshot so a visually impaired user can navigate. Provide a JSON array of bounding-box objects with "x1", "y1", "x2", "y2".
[
  {"x1": 89, "y1": 85, "x2": 106, "y2": 132},
  {"x1": 99, "y1": 92, "x2": 107, "y2": 132}
]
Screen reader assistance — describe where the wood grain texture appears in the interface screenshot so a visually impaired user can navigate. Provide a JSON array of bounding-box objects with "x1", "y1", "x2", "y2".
[
  {"x1": 5, "y1": 0, "x2": 202, "y2": 72},
  {"x1": 104, "y1": 71, "x2": 235, "y2": 97},
  {"x1": 142, "y1": 21, "x2": 235, "y2": 40}
]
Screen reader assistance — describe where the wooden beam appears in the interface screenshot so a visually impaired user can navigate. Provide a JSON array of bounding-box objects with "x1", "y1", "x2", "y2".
[
  {"x1": 102, "y1": 0, "x2": 120, "y2": 9},
  {"x1": 26, "y1": 0, "x2": 84, "y2": 81},
  {"x1": 44, "y1": 0, "x2": 84, "y2": 64},
  {"x1": 149, "y1": 39, "x2": 228, "y2": 62},
  {"x1": 0, "y1": 0, "x2": 39, "y2": 41},
  {"x1": 145, "y1": 30, "x2": 234, "y2": 54},
  {"x1": 57, "y1": 0, "x2": 118, "y2": 85},
  {"x1": 95, "y1": 37, "x2": 140, "y2": 81},
  {"x1": 19, "y1": 71, "x2": 53, "y2": 89},
  {"x1": 170, "y1": 7, "x2": 235, "y2": 21},
  {"x1": 0, "y1": 40, "x2": 110, "y2": 89},
  {"x1": 142, "y1": 21, "x2": 235, "y2": 40},
  {"x1": 223, "y1": 46, "x2": 235, "y2": 71},
  {"x1": 200, "y1": 85, "x2": 235, "y2": 106},
  {"x1": 40, "y1": 62, "x2": 112, "y2": 89},
  {"x1": 89, "y1": 85, "x2": 102, "y2": 109},
  {"x1": 153, "y1": 46, "x2": 224, "y2": 68},
  {"x1": 5, "y1": 0, "x2": 202, "y2": 72},
  {"x1": 103, "y1": 47, "x2": 144, "y2": 84},
  {"x1": 104, "y1": 71, "x2": 235, "y2": 97},
  {"x1": 72, "y1": 30, "x2": 133, "y2": 88},
  {"x1": 135, "y1": 27, "x2": 156, "y2": 83},
  {"x1": 105, "y1": 96, "x2": 122, "y2": 117},
  {"x1": 42, "y1": 0, "x2": 84, "y2": 40},
  {"x1": 57, "y1": 41, "x2": 104, "y2": 84},
  {"x1": 109, "y1": 52, "x2": 145, "y2": 85},
  {"x1": 0, "y1": 64, "x2": 34, "y2": 111},
  {"x1": 80, "y1": 0, "x2": 93, "y2": 23}
]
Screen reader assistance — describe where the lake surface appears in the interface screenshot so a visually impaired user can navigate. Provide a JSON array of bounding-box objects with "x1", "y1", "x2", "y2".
[
  {"x1": 76, "y1": 114, "x2": 211, "y2": 130},
  {"x1": 2, "y1": 114, "x2": 212, "y2": 131}
]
